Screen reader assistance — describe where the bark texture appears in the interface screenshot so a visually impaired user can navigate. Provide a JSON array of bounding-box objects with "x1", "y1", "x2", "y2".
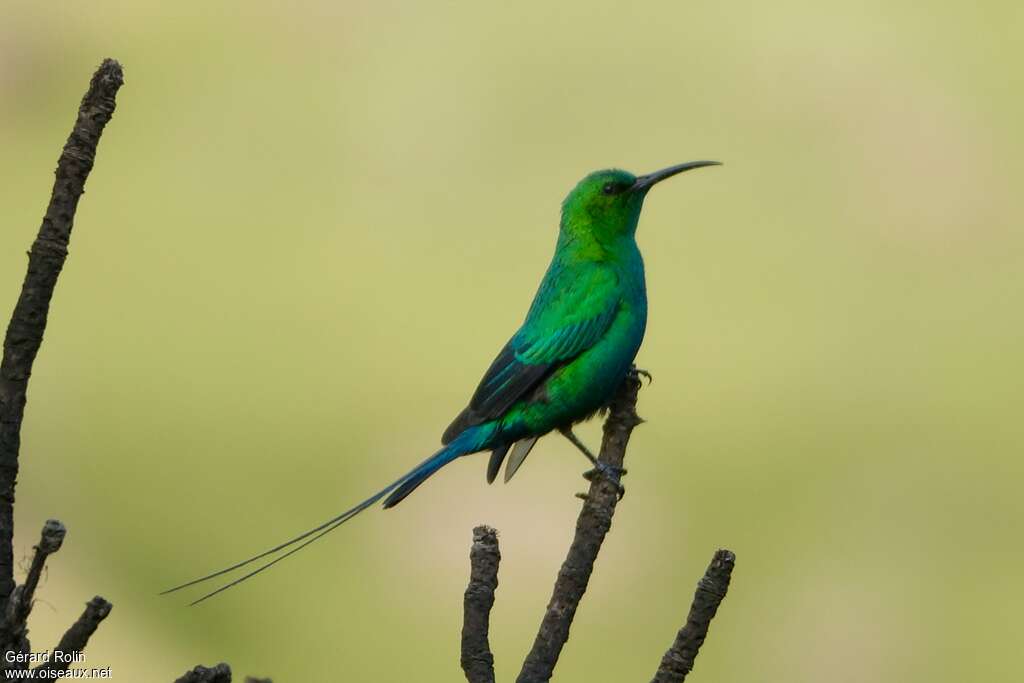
[
  {"x1": 460, "y1": 372, "x2": 736, "y2": 682},
  {"x1": 33, "y1": 596, "x2": 113, "y2": 675},
  {"x1": 0, "y1": 58, "x2": 124, "y2": 603},
  {"x1": 515, "y1": 370, "x2": 643, "y2": 683},
  {"x1": 650, "y1": 549, "x2": 736, "y2": 683},
  {"x1": 461, "y1": 525, "x2": 500, "y2": 683}
]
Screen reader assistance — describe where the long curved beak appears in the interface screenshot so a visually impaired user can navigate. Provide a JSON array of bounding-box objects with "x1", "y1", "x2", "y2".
[{"x1": 632, "y1": 160, "x2": 722, "y2": 192}]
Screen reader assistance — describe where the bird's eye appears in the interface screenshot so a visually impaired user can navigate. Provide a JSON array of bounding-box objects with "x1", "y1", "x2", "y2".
[{"x1": 602, "y1": 183, "x2": 616, "y2": 195}]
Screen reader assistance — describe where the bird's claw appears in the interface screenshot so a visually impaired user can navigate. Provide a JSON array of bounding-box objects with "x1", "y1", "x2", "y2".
[
  {"x1": 630, "y1": 366, "x2": 653, "y2": 385},
  {"x1": 583, "y1": 463, "x2": 627, "y2": 500}
]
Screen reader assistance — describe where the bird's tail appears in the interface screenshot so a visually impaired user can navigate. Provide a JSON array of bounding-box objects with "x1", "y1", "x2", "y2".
[
  {"x1": 381, "y1": 441, "x2": 464, "y2": 508},
  {"x1": 161, "y1": 425, "x2": 492, "y2": 605}
]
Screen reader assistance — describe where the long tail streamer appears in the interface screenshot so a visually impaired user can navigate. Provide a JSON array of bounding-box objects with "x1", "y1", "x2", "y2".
[{"x1": 161, "y1": 440, "x2": 470, "y2": 605}]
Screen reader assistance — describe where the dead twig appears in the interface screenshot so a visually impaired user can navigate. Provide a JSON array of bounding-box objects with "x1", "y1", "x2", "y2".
[
  {"x1": 32, "y1": 596, "x2": 112, "y2": 674},
  {"x1": 461, "y1": 525, "x2": 500, "y2": 683},
  {"x1": 651, "y1": 549, "x2": 736, "y2": 683},
  {"x1": 515, "y1": 371, "x2": 643, "y2": 683},
  {"x1": 0, "y1": 519, "x2": 66, "y2": 658},
  {"x1": 460, "y1": 372, "x2": 736, "y2": 682},
  {"x1": 0, "y1": 58, "x2": 124, "y2": 604},
  {"x1": 173, "y1": 663, "x2": 233, "y2": 683}
]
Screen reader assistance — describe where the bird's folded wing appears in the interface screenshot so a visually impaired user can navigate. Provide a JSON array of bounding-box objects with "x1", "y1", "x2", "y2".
[{"x1": 442, "y1": 263, "x2": 620, "y2": 443}]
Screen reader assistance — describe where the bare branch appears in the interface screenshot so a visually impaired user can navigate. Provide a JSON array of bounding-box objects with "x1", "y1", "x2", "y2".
[
  {"x1": 32, "y1": 596, "x2": 112, "y2": 674},
  {"x1": 650, "y1": 549, "x2": 736, "y2": 683},
  {"x1": 171, "y1": 663, "x2": 275, "y2": 682},
  {"x1": 13, "y1": 519, "x2": 66, "y2": 619},
  {"x1": 516, "y1": 370, "x2": 644, "y2": 683},
  {"x1": 173, "y1": 663, "x2": 233, "y2": 683},
  {"x1": 0, "y1": 58, "x2": 124, "y2": 604},
  {"x1": 0, "y1": 519, "x2": 66, "y2": 656},
  {"x1": 0, "y1": 58, "x2": 281, "y2": 682},
  {"x1": 461, "y1": 525, "x2": 500, "y2": 683}
]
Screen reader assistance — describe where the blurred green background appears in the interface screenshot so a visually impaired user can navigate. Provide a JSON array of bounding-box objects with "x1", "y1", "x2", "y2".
[{"x1": 2, "y1": 1, "x2": 1021, "y2": 680}]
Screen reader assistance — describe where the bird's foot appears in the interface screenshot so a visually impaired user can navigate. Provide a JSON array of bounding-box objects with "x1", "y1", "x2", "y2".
[
  {"x1": 583, "y1": 462, "x2": 627, "y2": 500},
  {"x1": 629, "y1": 365, "x2": 653, "y2": 385}
]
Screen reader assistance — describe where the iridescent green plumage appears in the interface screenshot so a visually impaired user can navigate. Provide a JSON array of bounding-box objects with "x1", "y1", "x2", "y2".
[{"x1": 164, "y1": 161, "x2": 720, "y2": 603}]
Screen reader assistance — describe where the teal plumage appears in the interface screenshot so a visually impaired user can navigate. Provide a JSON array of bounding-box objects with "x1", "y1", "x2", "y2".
[{"x1": 164, "y1": 161, "x2": 719, "y2": 603}]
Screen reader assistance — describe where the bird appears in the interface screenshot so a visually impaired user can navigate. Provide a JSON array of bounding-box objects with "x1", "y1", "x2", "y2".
[{"x1": 164, "y1": 160, "x2": 720, "y2": 604}]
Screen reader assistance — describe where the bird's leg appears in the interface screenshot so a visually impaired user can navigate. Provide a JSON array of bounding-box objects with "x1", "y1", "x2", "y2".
[
  {"x1": 559, "y1": 426, "x2": 599, "y2": 466},
  {"x1": 558, "y1": 427, "x2": 626, "y2": 499}
]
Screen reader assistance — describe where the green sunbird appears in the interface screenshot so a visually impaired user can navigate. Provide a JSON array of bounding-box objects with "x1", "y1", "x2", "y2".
[{"x1": 166, "y1": 160, "x2": 720, "y2": 603}]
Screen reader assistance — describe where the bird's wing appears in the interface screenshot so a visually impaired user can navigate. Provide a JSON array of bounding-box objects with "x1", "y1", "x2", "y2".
[{"x1": 442, "y1": 263, "x2": 620, "y2": 443}]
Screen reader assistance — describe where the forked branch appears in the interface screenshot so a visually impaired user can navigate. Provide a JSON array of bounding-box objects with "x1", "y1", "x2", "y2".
[
  {"x1": 0, "y1": 58, "x2": 123, "y2": 674},
  {"x1": 460, "y1": 374, "x2": 736, "y2": 682}
]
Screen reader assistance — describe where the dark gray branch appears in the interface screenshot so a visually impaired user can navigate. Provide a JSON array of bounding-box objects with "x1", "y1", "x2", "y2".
[
  {"x1": 32, "y1": 596, "x2": 112, "y2": 674},
  {"x1": 465, "y1": 373, "x2": 735, "y2": 682},
  {"x1": 0, "y1": 58, "x2": 277, "y2": 683},
  {"x1": 650, "y1": 549, "x2": 736, "y2": 683},
  {"x1": 0, "y1": 519, "x2": 66, "y2": 658},
  {"x1": 13, "y1": 519, "x2": 65, "y2": 621},
  {"x1": 173, "y1": 663, "x2": 233, "y2": 683},
  {"x1": 461, "y1": 525, "x2": 500, "y2": 683},
  {"x1": 0, "y1": 58, "x2": 124, "y2": 604},
  {"x1": 516, "y1": 370, "x2": 644, "y2": 683},
  {"x1": 171, "y1": 663, "x2": 274, "y2": 682}
]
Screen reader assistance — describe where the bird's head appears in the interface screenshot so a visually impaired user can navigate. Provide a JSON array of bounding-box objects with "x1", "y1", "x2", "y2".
[{"x1": 560, "y1": 161, "x2": 721, "y2": 244}]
